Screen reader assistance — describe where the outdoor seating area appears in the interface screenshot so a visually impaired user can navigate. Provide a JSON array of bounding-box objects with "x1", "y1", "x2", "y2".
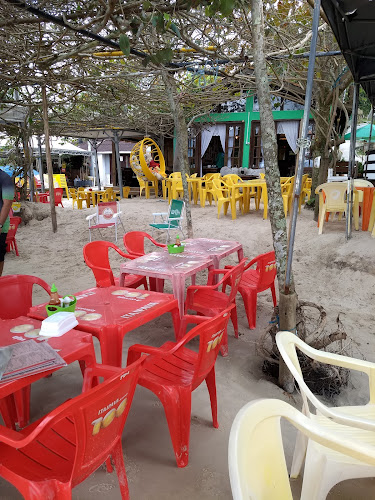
[
  {"x1": 2, "y1": 0, "x2": 375, "y2": 498},
  {"x1": 1, "y1": 191, "x2": 375, "y2": 499}
]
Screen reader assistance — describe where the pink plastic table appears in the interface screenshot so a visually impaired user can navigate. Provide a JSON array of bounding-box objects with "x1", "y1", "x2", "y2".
[
  {"x1": 119, "y1": 252, "x2": 214, "y2": 317},
  {"x1": 29, "y1": 286, "x2": 180, "y2": 367},
  {"x1": 0, "y1": 316, "x2": 96, "y2": 429},
  {"x1": 181, "y1": 238, "x2": 243, "y2": 269}
]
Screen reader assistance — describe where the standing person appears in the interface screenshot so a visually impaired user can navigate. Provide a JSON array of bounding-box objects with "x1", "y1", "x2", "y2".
[{"x1": 0, "y1": 170, "x2": 15, "y2": 276}]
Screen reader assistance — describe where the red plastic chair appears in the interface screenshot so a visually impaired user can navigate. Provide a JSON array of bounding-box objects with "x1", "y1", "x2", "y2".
[
  {"x1": 123, "y1": 230, "x2": 166, "y2": 257},
  {"x1": 83, "y1": 241, "x2": 148, "y2": 289},
  {"x1": 181, "y1": 259, "x2": 247, "y2": 356},
  {"x1": 236, "y1": 251, "x2": 277, "y2": 329},
  {"x1": 5, "y1": 217, "x2": 22, "y2": 256},
  {"x1": 54, "y1": 187, "x2": 64, "y2": 208},
  {"x1": 0, "y1": 274, "x2": 50, "y2": 320},
  {"x1": 127, "y1": 306, "x2": 233, "y2": 468},
  {"x1": 0, "y1": 275, "x2": 51, "y2": 429},
  {"x1": 0, "y1": 359, "x2": 144, "y2": 500},
  {"x1": 123, "y1": 231, "x2": 166, "y2": 291}
]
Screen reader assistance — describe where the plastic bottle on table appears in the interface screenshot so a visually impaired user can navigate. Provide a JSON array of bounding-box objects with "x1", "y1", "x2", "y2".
[
  {"x1": 49, "y1": 283, "x2": 60, "y2": 306},
  {"x1": 175, "y1": 235, "x2": 181, "y2": 247}
]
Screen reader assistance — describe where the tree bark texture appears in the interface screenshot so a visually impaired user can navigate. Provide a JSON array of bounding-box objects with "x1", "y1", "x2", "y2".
[
  {"x1": 251, "y1": 0, "x2": 289, "y2": 291},
  {"x1": 162, "y1": 72, "x2": 193, "y2": 238},
  {"x1": 42, "y1": 86, "x2": 57, "y2": 233},
  {"x1": 278, "y1": 291, "x2": 297, "y2": 392}
]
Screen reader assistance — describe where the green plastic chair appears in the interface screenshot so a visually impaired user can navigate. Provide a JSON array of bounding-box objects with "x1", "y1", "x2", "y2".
[{"x1": 149, "y1": 199, "x2": 185, "y2": 242}]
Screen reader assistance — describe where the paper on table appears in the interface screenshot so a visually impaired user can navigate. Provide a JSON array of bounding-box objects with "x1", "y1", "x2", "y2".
[
  {"x1": 0, "y1": 340, "x2": 67, "y2": 383},
  {"x1": 0, "y1": 346, "x2": 13, "y2": 381}
]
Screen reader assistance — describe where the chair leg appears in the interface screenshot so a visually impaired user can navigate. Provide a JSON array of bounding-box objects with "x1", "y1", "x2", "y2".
[
  {"x1": 230, "y1": 304, "x2": 239, "y2": 338},
  {"x1": 205, "y1": 368, "x2": 218, "y2": 428},
  {"x1": 290, "y1": 429, "x2": 308, "y2": 479},
  {"x1": 270, "y1": 283, "x2": 277, "y2": 307},
  {"x1": 111, "y1": 441, "x2": 130, "y2": 500},
  {"x1": 160, "y1": 387, "x2": 192, "y2": 468},
  {"x1": 240, "y1": 288, "x2": 258, "y2": 330}
]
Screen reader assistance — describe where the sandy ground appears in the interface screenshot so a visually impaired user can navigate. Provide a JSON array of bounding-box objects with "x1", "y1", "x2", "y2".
[{"x1": 1, "y1": 194, "x2": 375, "y2": 499}]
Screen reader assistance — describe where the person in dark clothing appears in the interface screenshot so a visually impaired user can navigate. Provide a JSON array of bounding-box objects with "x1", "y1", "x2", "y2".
[{"x1": 0, "y1": 170, "x2": 15, "y2": 276}]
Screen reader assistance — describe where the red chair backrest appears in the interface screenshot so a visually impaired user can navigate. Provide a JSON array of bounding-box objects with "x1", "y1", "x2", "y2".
[
  {"x1": 83, "y1": 241, "x2": 118, "y2": 287},
  {"x1": 97, "y1": 201, "x2": 117, "y2": 225},
  {"x1": 6, "y1": 216, "x2": 21, "y2": 242},
  {"x1": 54, "y1": 188, "x2": 63, "y2": 204},
  {"x1": 0, "y1": 274, "x2": 51, "y2": 319},
  {"x1": 254, "y1": 251, "x2": 277, "y2": 290},
  {"x1": 221, "y1": 259, "x2": 247, "y2": 304},
  {"x1": 32, "y1": 358, "x2": 143, "y2": 484},
  {"x1": 123, "y1": 231, "x2": 152, "y2": 257},
  {"x1": 192, "y1": 307, "x2": 233, "y2": 388}
]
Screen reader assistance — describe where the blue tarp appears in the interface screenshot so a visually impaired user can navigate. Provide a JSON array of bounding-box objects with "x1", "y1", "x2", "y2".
[{"x1": 0, "y1": 166, "x2": 40, "y2": 178}]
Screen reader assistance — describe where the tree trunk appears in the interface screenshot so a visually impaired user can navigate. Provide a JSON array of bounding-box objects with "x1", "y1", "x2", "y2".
[
  {"x1": 251, "y1": 0, "x2": 290, "y2": 289},
  {"x1": 162, "y1": 72, "x2": 193, "y2": 238},
  {"x1": 42, "y1": 86, "x2": 57, "y2": 233},
  {"x1": 251, "y1": 0, "x2": 295, "y2": 392}
]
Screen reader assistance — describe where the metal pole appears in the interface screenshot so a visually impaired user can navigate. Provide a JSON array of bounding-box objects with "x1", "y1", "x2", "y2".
[
  {"x1": 113, "y1": 131, "x2": 124, "y2": 198},
  {"x1": 346, "y1": 82, "x2": 359, "y2": 240},
  {"x1": 284, "y1": 0, "x2": 321, "y2": 291},
  {"x1": 37, "y1": 135, "x2": 45, "y2": 192},
  {"x1": 365, "y1": 106, "x2": 374, "y2": 179}
]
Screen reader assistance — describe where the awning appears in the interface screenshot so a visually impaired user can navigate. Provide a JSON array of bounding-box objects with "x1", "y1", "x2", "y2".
[{"x1": 321, "y1": 1, "x2": 375, "y2": 105}]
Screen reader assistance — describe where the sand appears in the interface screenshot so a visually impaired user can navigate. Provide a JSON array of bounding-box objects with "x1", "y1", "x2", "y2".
[{"x1": 1, "y1": 195, "x2": 375, "y2": 499}]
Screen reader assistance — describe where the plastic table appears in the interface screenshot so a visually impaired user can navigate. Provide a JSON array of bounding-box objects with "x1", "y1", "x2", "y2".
[
  {"x1": 119, "y1": 253, "x2": 214, "y2": 317},
  {"x1": 0, "y1": 316, "x2": 96, "y2": 429},
  {"x1": 29, "y1": 286, "x2": 180, "y2": 367},
  {"x1": 181, "y1": 238, "x2": 243, "y2": 269}
]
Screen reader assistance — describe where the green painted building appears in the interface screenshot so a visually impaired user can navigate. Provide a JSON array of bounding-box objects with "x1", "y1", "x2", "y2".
[{"x1": 187, "y1": 94, "x2": 312, "y2": 177}]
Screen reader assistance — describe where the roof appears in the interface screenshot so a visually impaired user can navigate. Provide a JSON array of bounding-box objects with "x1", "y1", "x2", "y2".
[
  {"x1": 321, "y1": 1, "x2": 375, "y2": 105},
  {"x1": 29, "y1": 137, "x2": 91, "y2": 156},
  {"x1": 79, "y1": 139, "x2": 137, "y2": 154}
]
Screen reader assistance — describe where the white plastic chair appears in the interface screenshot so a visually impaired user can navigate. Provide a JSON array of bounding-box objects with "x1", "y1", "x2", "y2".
[
  {"x1": 276, "y1": 330, "x2": 375, "y2": 498},
  {"x1": 86, "y1": 201, "x2": 125, "y2": 242},
  {"x1": 228, "y1": 398, "x2": 375, "y2": 500}
]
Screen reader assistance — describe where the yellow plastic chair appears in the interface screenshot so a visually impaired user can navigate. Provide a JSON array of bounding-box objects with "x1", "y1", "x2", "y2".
[
  {"x1": 298, "y1": 176, "x2": 312, "y2": 212},
  {"x1": 229, "y1": 398, "x2": 375, "y2": 500},
  {"x1": 122, "y1": 186, "x2": 130, "y2": 198},
  {"x1": 70, "y1": 188, "x2": 88, "y2": 209},
  {"x1": 138, "y1": 177, "x2": 157, "y2": 199},
  {"x1": 315, "y1": 182, "x2": 359, "y2": 234},
  {"x1": 167, "y1": 172, "x2": 191, "y2": 203},
  {"x1": 211, "y1": 178, "x2": 243, "y2": 220},
  {"x1": 69, "y1": 188, "x2": 78, "y2": 209},
  {"x1": 199, "y1": 173, "x2": 221, "y2": 207},
  {"x1": 223, "y1": 174, "x2": 257, "y2": 212},
  {"x1": 281, "y1": 176, "x2": 295, "y2": 217},
  {"x1": 276, "y1": 330, "x2": 375, "y2": 498}
]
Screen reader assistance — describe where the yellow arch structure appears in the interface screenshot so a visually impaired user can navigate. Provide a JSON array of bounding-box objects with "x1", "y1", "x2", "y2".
[{"x1": 130, "y1": 138, "x2": 166, "y2": 182}]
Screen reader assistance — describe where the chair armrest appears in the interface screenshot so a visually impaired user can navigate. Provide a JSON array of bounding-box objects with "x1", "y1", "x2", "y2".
[
  {"x1": 113, "y1": 212, "x2": 122, "y2": 218},
  {"x1": 86, "y1": 213, "x2": 96, "y2": 221},
  {"x1": 152, "y1": 212, "x2": 168, "y2": 216}
]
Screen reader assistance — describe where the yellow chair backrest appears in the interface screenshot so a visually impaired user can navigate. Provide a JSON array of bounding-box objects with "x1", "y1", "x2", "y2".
[
  {"x1": 315, "y1": 182, "x2": 350, "y2": 211},
  {"x1": 69, "y1": 188, "x2": 77, "y2": 199},
  {"x1": 281, "y1": 176, "x2": 294, "y2": 195},
  {"x1": 222, "y1": 174, "x2": 243, "y2": 185},
  {"x1": 354, "y1": 179, "x2": 373, "y2": 187}
]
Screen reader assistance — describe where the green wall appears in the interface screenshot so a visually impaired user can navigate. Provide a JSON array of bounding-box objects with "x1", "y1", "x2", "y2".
[{"x1": 195, "y1": 95, "x2": 306, "y2": 168}]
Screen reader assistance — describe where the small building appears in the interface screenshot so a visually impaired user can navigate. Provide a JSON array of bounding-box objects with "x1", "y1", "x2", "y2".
[{"x1": 189, "y1": 94, "x2": 313, "y2": 177}]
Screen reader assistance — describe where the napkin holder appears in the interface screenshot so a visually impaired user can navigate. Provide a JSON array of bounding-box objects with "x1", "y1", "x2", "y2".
[
  {"x1": 46, "y1": 295, "x2": 77, "y2": 317},
  {"x1": 40, "y1": 312, "x2": 78, "y2": 337}
]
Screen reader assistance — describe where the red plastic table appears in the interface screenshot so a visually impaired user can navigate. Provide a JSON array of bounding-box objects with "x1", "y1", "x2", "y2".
[
  {"x1": 0, "y1": 316, "x2": 96, "y2": 429},
  {"x1": 119, "y1": 252, "x2": 214, "y2": 317},
  {"x1": 29, "y1": 286, "x2": 180, "y2": 367},
  {"x1": 356, "y1": 186, "x2": 375, "y2": 231},
  {"x1": 181, "y1": 238, "x2": 244, "y2": 269}
]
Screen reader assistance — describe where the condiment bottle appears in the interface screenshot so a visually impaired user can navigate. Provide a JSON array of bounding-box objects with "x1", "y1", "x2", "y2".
[
  {"x1": 175, "y1": 235, "x2": 181, "y2": 247},
  {"x1": 49, "y1": 283, "x2": 60, "y2": 306}
]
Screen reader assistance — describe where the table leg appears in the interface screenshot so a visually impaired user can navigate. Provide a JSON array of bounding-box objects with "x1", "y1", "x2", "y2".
[
  {"x1": 170, "y1": 305, "x2": 181, "y2": 341},
  {"x1": 237, "y1": 248, "x2": 244, "y2": 262},
  {"x1": 262, "y1": 186, "x2": 268, "y2": 219},
  {"x1": 99, "y1": 326, "x2": 123, "y2": 367},
  {"x1": 171, "y1": 275, "x2": 185, "y2": 317}
]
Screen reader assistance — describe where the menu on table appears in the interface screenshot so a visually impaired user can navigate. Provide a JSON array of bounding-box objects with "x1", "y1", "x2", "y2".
[{"x1": 0, "y1": 340, "x2": 66, "y2": 383}]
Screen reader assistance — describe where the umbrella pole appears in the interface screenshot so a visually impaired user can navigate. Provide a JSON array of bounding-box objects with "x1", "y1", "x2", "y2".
[
  {"x1": 346, "y1": 83, "x2": 359, "y2": 241},
  {"x1": 365, "y1": 106, "x2": 374, "y2": 179}
]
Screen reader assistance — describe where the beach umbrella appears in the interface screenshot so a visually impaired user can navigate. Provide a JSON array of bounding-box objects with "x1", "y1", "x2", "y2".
[
  {"x1": 0, "y1": 166, "x2": 39, "y2": 178},
  {"x1": 344, "y1": 123, "x2": 375, "y2": 140}
]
